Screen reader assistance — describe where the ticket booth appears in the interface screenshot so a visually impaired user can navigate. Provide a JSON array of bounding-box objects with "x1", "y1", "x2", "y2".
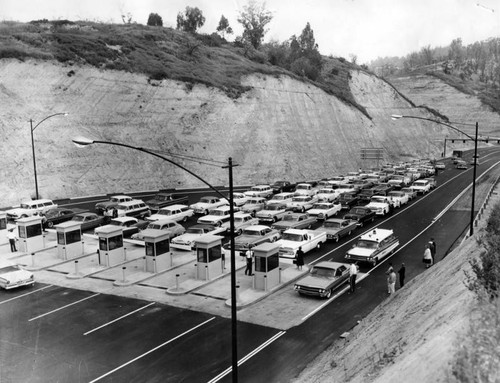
[
  {"x1": 253, "y1": 242, "x2": 281, "y2": 291},
  {"x1": 55, "y1": 221, "x2": 83, "y2": 260},
  {"x1": 0, "y1": 211, "x2": 7, "y2": 245},
  {"x1": 194, "y1": 235, "x2": 224, "y2": 281},
  {"x1": 95, "y1": 226, "x2": 124, "y2": 266},
  {"x1": 17, "y1": 215, "x2": 44, "y2": 253},
  {"x1": 142, "y1": 229, "x2": 172, "y2": 273}
]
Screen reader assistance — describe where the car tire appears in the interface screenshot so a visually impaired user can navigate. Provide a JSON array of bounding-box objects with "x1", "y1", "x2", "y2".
[
  {"x1": 271, "y1": 236, "x2": 277, "y2": 242},
  {"x1": 324, "y1": 214, "x2": 328, "y2": 220},
  {"x1": 316, "y1": 242, "x2": 322, "y2": 250},
  {"x1": 236, "y1": 229, "x2": 242, "y2": 236},
  {"x1": 48, "y1": 221, "x2": 54, "y2": 228}
]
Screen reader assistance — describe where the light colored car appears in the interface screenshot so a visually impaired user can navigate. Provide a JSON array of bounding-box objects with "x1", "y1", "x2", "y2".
[
  {"x1": 401, "y1": 187, "x2": 418, "y2": 200},
  {"x1": 131, "y1": 219, "x2": 185, "y2": 241},
  {"x1": 287, "y1": 195, "x2": 318, "y2": 212},
  {"x1": 240, "y1": 197, "x2": 267, "y2": 216},
  {"x1": 197, "y1": 205, "x2": 231, "y2": 227},
  {"x1": 95, "y1": 195, "x2": 132, "y2": 215},
  {"x1": 230, "y1": 225, "x2": 282, "y2": 252},
  {"x1": 190, "y1": 196, "x2": 229, "y2": 215},
  {"x1": 256, "y1": 203, "x2": 288, "y2": 223},
  {"x1": 243, "y1": 185, "x2": 273, "y2": 198},
  {"x1": 435, "y1": 162, "x2": 446, "y2": 170},
  {"x1": 387, "y1": 191, "x2": 409, "y2": 207},
  {"x1": 147, "y1": 204, "x2": 194, "y2": 222},
  {"x1": 6, "y1": 199, "x2": 57, "y2": 221},
  {"x1": 316, "y1": 188, "x2": 340, "y2": 202},
  {"x1": 222, "y1": 212, "x2": 259, "y2": 235},
  {"x1": 294, "y1": 183, "x2": 317, "y2": 196},
  {"x1": 170, "y1": 224, "x2": 220, "y2": 250},
  {"x1": 267, "y1": 192, "x2": 295, "y2": 205},
  {"x1": 365, "y1": 196, "x2": 395, "y2": 215},
  {"x1": 115, "y1": 199, "x2": 151, "y2": 219},
  {"x1": 0, "y1": 261, "x2": 35, "y2": 290},
  {"x1": 71, "y1": 212, "x2": 105, "y2": 231},
  {"x1": 96, "y1": 217, "x2": 149, "y2": 238},
  {"x1": 307, "y1": 202, "x2": 342, "y2": 220},
  {"x1": 231, "y1": 192, "x2": 249, "y2": 207},
  {"x1": 410, "y1": 180, "x2": 432, "y2": 194},
  {"x1": 294, "y1": 261, "x2": 351, "y2": 298},
  {"x1": 271, "y1": 212, "x2": 316, "y2": 232}
]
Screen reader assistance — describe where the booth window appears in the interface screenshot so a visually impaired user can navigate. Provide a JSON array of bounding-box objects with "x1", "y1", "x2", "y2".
[
  {"x1": 156, "y1": 239, "x2": 169, "y2": 255},
  {"x1": 267, "y1": 253, "x2": 279, "y2": 271},
  {"x1": 99, "y1": 237, "x2": 107, "y2": 251},
  {"x1": 255, "y1": 256, "x2": 266, "y2": 272},
  {"x1": 108, "y1": 235, "x2": 123, "y2": 250},
  {"x1": 197, "y1": 248, "x2": 208, "y2": 263},
  {"x1": 19, "y1": 226, "x2": 26, "y2": 239},
  {"x1": 209, "y1": 246, "x2": 222, "y2": 261},
  {"x1": 0, "y1": 218, "x2": 6, "y2": 230},
  {"x1": 145, "y1": 243, "x2": 154, "y2": 257},
  {"x1": 26, "y1": 224, "x2": 42, "y2": 238},
  {"x1": 57, "y1": 232, "x2": 65, "y2": 245},
  {"x1": 66, "y1": 230, "x2": 82, "y2": 245}
]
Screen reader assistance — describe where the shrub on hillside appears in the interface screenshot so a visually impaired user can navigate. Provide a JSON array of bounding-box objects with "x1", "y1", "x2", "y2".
[{"x1": 195, "y1": 33, "x2": 224, "y2": 47}]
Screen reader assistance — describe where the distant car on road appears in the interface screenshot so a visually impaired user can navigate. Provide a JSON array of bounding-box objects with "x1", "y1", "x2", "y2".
[
  {"x1": 0, "y1": 261, "x2": 35, "y2": 290},
  {"x1": 243, "y1": 185, "x2": 274, "y2": 199},
  {"x1": 344, "y1": 206, "x2": 376, "y2": 227},
  {"x1": 190, "y1": 196, "x2": 228, "y2": 215},
  {"x1": 147, "y1": 204, "x2": 194, "y2": 223},
  {"x1": 307, "y1": 202, "x2": 342, "y2": 220},
  {"x1": 145, "y1": 193, "x2": 189, "y2": 214},
  {"x1": 95, "y1": 195, "x2": 132, "y2": 215},
  {"x1": 293, "y1": 261, "x2": 351, "y2": 299},
  {"x1": 270, "y1": 180, "x2": 296, "y2": 194},
  {"x1": 435, "y1": 162, "x2": 446, "y2": 170}
]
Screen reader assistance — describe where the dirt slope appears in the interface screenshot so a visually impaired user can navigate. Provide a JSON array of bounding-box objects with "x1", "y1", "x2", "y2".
[{"x1": 0, "y1": 59, "x2": 449, "y2": 206}]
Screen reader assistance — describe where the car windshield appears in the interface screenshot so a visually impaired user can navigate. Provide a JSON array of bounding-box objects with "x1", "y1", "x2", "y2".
[
  {"x1": 353, "y1": 208, "x2": 367, "y2": 214},
  {"x1": 296, "y1": 185, "x2": 309, "y2": 190},
  {"x1": 283, "y1": 215, "x2": 298, "y2": 221},
  {"x1": 324, "y1": 221, "x2": 341, "y2": 228},
  {"x1": 157, "y1": 209, "x2": 172, "y2": 215},
  {"x1": 0, "y1": 265, "x2": 19, "y2": 273},
  {"x1": 242, "y1": 229, "x2": 260, "y2": 236},
  {"x1": 282, "y1": 233, "x2": 303, "y2": 241},
  {"x1": 371, "y1": 197, "x2": 385, "y2": 203},
  {"x1": 210, "y1": 210, "x2": 227, "y2": 216},
  {"x1": 109, "y1": 220, "x2": 124, "y2": 226},
  {"x1": 154, "y1": 195, "x2": 168, "y2": 201},
  {"x1": 356, "y1": 240, "x2": 378, "y2": 249},
  {"x1": 72, "y1": 216, "x2": 85, "y2": 222},
  {"x1": 251, "y1": 187, "x2": 263, "y2": 191},
  {"x1": 19, "y1": 203, "x2": 31, "y2": 209},
  {"x1": 266, "y1": 205, "x2": 283, "y2": 211},
  {"x1": 319, "y1": 189, "x2": 333, "y2": 194},
  {"x1": 310, "y1": 267, "x2": 336, "y2": 278},
  {"x1": 45, "y1": 210, "x2": 60, "y2": 218},
  {"x1": 292, "y1": 197, "x2": 307, "y2": 202},
  {"x1": 187, "y1": 228, "x2": 204, "y2": 234},
  {"x1": 247, "y1": 200, "x2": 261, "y2": 204},
  {"x1": 389, "y1": 192, "x2": 404, "y2": 197},
  {"x1": 110, "y1": 197, "x2": 122, "y2": 203},
  {"x1": 312, "y1": 204, "x2": 329, "y2": 209},
  {"x1": 271, "y1": 195, "x2": 286, "y2": 200},
  {"x1": 234, "y1": 217, "x2": 246, "y2": 223}
]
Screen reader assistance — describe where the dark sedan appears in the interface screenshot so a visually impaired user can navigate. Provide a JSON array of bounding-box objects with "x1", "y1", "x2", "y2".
[
  {"x1": 41, "y1": 207, "x2": 88, "y2": 228},
  {"x1": 339, "y1": 192, "x2": 360, "y2": 210},
  {"x1": 343, "y1": 206, "x2": 376, "y2": 227},
  {"x1": 271, "y1": 181, "x2": 296, "y2": 194}
]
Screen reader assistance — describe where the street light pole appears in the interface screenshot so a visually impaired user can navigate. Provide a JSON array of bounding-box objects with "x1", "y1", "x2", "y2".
[
  {"x1": 72, "y1": 136, "x2": 240, "y2": 381},
  {"x1": 30, "y1": 113, "x2": 68, "y2": 200},
  {"x1": 391, "y1": 114, "x2": 478, "y2": 236}
]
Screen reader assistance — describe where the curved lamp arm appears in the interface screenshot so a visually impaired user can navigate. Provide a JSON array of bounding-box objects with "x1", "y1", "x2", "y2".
[
  {"x1": 32, "y1": 113, "x2": 68, "y2": 132},
  {"x1": 390, "y1": 114, "x2": 475, "y2": 141}
]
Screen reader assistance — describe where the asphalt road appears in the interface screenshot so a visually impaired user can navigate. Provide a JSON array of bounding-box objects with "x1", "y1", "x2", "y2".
[{"x1": 1, "y1": 148, "x2": 499, "y2": 383}]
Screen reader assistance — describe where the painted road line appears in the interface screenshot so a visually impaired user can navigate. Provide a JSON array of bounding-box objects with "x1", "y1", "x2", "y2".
[
  {"x1": 207, "y1": 330, "x2": 287, "y2": 383},
  {"x1": 84, "y1": 302, "x2": 156, "y2": 336},
  {"x1": 28, "y1": 293, "x2": 100, "y2": 322},
  {"x1": 89, "y1": 317, "x2": 216, "y2": 383},
  {"x1": 300, "y1": 273, "x2": 370, "y2": 322},
  {"x1": 0, "y1": 285, "x2": 53, "y2": 305}
]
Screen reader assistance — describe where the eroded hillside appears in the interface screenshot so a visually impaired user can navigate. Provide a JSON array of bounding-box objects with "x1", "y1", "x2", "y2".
[{"x1": 0, "y1": 59, "x2": 451, "y2": 206}]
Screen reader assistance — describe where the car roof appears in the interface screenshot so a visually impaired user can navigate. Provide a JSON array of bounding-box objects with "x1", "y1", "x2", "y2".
[
  {"x1": 111, "y1": 195, "x2": 131, "y2": 198},
  {"x1": 151, "y1": 218, "x2": 179, "y2": 225},
  {"x1": 245, "y1": 225, "x2": 271, "y2": 230},
  {"x1": 111, "y1": 217, "x2": 138, "y2": 223},
  {"x1": 160, "y1": 204, "x2": 189, "y2": 210},
  {"x1": 314, "y1": 261, "x2": 350, "y2": 269},
  {"x1": 76, "y1": 212, "x2": 97, "y2": 217},
  {"x1": 117, "y1": 199, "x2": 146, "y2": 206}
]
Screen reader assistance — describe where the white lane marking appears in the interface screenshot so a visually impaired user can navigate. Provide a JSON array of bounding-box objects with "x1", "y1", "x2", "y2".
[
  {"x1": 300, "y1": 273, "x2": 369, "y2": 322},
  {"x1": 0, "y1": 285, "x2": 53, "y2": 306},
  {"x1": 89, "y1": 317, "x2": 216, "y2": 383},
  {"x1": 207, "y1": 330, "x2": 287, "y2": 383},
  {"x1": 28, "y1": 293, "x2": 100, "y2": 322},
  {"x1": 83, "y1": 302, "x2": 156, "y2": 336}
]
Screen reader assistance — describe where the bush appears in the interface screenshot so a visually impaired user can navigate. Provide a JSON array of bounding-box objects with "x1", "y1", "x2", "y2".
[{"x1": 195, "y1": 33, "x2": 224, "y2": 47}]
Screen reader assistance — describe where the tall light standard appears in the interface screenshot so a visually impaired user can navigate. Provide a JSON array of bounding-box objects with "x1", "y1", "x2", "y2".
[
  {"x1": 30, "y1": 113, "x2": 68, "y2": 200},
  {"x1": 391, "y1": 114, "x2": 478, "y2": 236},
  {"x1": 72, "y1": 136, "x2": 240, "y2": 382}
]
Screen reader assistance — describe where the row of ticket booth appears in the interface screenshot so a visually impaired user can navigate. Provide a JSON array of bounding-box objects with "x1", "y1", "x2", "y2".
[{"x1": 0, "y1": 212, "x2": 281, "y2": 291}]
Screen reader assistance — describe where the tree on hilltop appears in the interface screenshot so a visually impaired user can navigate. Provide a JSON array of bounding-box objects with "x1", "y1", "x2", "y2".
[
  {"x1": 216, "y1": 15, "x2": 233, "y2": 39},
  {"x1": 147, "y1": 13, "x2": 163, "y2": 26},
  {"x1": 237, "y1": 1, "x2": 273, "y2": 49},
  {"x1": 177, "y1": 6, "x2": 205, "y2": 33}
]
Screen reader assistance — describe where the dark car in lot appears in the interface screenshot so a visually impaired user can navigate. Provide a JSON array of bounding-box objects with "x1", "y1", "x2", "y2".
[
  {"x1": 41, "y1": 207, "x2": 88, "y2": 228},
  {"x1": 270, "y1": 181, "x2": 296, "y2": 194},
  {"x1": 100, "y1": 217, "x2": 150, "y2": 238},
  {"x1": 339, "y1": 192, "x2": 360, "y2": 210},
  {"x1": 145, "y1": 192, "x2": 189, "y2": 213},
  {"x1": 343, "y1": 206, "x2": 376, "y2": 227},
  {"x1": 71, "y1": 212, "x2": 106, "y2": 231}
]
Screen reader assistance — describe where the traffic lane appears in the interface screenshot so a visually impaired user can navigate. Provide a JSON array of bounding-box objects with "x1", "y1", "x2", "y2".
[{"x1": 96, "y1": 319, "x2": 280, "y2": 383}]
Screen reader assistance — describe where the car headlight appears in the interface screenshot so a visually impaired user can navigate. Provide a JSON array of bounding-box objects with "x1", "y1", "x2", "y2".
[
  {"x1": 345, "y1": 254, "x2": 351, "y2": 259},
  {"x1": 294, "y1": 285, "x2": 299, "y2": 290}
]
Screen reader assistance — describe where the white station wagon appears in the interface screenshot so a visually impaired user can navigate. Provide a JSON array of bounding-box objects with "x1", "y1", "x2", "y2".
[
  {"x1": 244, "y1": 185, "x2": 273, "y2": 198},
  {"x1": 147, "y1": 204, "x2": 194, "y2": 222}
]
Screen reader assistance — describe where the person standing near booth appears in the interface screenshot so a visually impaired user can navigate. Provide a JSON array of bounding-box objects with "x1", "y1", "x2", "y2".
[
  {"x1": 295, "y1": 247, "x2": 305, "y2": 271},
  {"x1": 7, "y1": 228, "x2": 17, "y2": 252},
  {"x1": 245, "y1": 245, "x2": 254, "y2": 276},
  {"x1": 349, "y1": 262, "x2": 358, "y2": 293}
]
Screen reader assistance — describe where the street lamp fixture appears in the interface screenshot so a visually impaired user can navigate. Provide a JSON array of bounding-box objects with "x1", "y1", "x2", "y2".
[
  {"x1": 30, "y1": 113, "x2": 68, "y2": 200},
  {"x1": 391, "y1": 114, "x2": 478, "y2": 236},
  {"x1": 72, "y1": 136, "x2": 240, "y2": 382}
]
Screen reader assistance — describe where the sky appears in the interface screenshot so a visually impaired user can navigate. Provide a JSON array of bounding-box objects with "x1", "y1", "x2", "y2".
[{"x1": 1, "y1": 0, "x2": 499, "y2": 64}]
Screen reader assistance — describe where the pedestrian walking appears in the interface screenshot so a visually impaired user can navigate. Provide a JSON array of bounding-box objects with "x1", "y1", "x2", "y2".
[
  {"x1": 398, "y1": 263, "x2": 406, "y2": 287},
  {"x1": 295, "y1": 247, "x2": 305, "y2": 270},
  {"x1": 349, "y1": 262, "x2": 358, "y2": 293},
  {"x1": 387, "y1": 269, "x2": 397, "y2": 294},
  {"x1": 429, "y1": 238, "x2": 437, "y2": 264},
  {"x1": 423, "y1": 244, "x2": 433, "y2": 268},
  {"x1": 244, "y1": 245, "x2": 254, "y2": 276},
  {"x1": 7, "y1": 228, "x2": 17, "y2": 252}
]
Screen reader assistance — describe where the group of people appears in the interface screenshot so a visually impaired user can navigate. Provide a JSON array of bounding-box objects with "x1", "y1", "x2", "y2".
[{"x1": 423, "y1": 238, "x2": 437, "y2": 267}]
